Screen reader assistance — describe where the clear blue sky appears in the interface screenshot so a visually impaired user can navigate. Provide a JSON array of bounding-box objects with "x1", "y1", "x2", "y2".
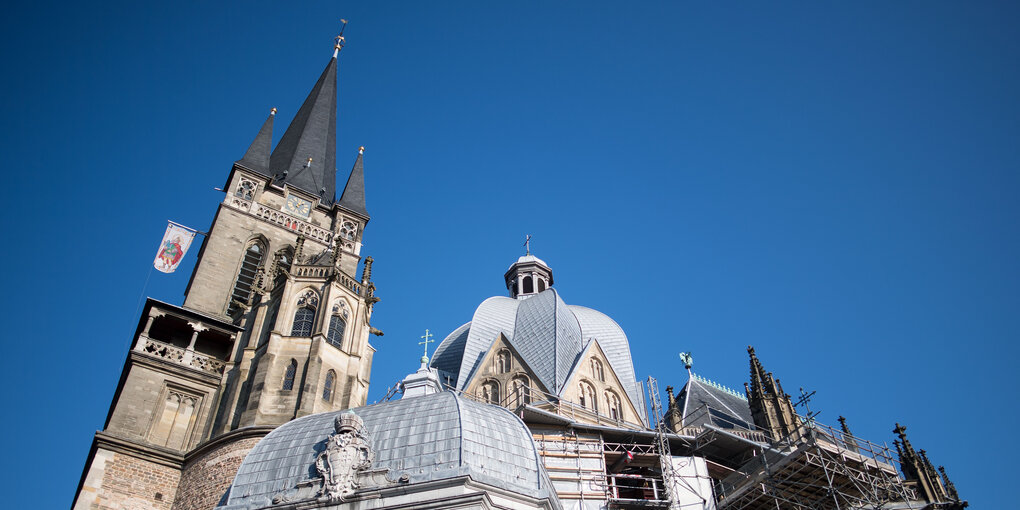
[{"x1": 1, "y1": 2, "x2": 1016, "y2": 507}]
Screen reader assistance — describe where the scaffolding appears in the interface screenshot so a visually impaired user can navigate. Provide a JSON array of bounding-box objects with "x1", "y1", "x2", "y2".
[
  {"x1": 712, "y1": 420, "x2": 919, "y2": 510},
  {"x1": 445, "y1": 377, "x2": 930, "y2": 510}
]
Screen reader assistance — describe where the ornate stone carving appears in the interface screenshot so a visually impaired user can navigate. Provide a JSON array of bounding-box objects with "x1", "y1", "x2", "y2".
[{"x1": 316, "y1": 412, "x2": 373, "y2": 502}]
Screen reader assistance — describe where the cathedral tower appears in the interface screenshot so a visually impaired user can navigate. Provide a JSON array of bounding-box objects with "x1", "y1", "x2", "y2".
[{"x1": 73, "y1": 33, "x2": 379, "y2": 510}]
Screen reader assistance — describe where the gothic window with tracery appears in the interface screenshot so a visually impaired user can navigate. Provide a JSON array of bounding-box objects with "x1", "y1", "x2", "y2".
[
  {"x1": 496, "y1": 349, "x2": 511, "y2": 373},
  {"x1": 235, "y1": 178, "x2": 256, "y2": 200},
  {"x1": 606, "y1": 390, "x2": 622, "y2": 420},
  {"x1": 479, "y1": 380, "x2": 499, "y2": 405},
  {"x1": 282, "y1": 359, "x2": 297, "y2": 390},
  {"x1": 510, "y1": 376, "x2": 531, "y2": 407},
  {"x1": 579, "y1": 382, "x2": 598, "y2": 412},
  {"x1": 323, "y1": 370, "x2": 336, "y2": 401},
  {"x1": 228, "y1": 242, "x2": 264, "y2": 317},
  {"x1": 327, "y1": 315, "x2": 347, "y2": 349},
  {"x1": 291, "y1": 290, "x2": 319, "y2": 336},
  {"x1": 340, "y1": 221, "x2": 358, "y2": 241},
  {"x1": 591, "y1": 359, "x2": 605, "y2": 382}
]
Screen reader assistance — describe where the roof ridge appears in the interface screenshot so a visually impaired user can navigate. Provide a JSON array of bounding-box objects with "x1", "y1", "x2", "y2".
[{"x1": 691, "y1": 373, "x2": 747, "y2": 401}]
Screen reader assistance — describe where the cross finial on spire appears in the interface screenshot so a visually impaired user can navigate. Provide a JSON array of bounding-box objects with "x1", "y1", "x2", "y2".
[
  {"x1": 334, "y1": 19, "x2": 348, "y2": 58},
  {"x1": 524, "y1": 234, "x2": 532, "y2": 255},
  {"x1": 419, "y1": 329, "x2": 435, "y2": 363}
]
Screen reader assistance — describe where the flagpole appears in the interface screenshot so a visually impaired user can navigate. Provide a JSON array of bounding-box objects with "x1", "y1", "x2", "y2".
[{"x1": 167, "y1": 220, "x2": 209, "y2": 237}]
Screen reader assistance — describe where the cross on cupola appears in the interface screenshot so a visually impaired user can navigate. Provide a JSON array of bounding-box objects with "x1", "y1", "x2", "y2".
[{"x1": 419, "y1": 329, "x2": 434, "y2": 363}]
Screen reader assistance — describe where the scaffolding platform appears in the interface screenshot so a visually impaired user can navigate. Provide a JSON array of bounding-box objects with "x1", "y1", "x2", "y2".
[{"x1": 716, "y1": 422, "x2": 919, "y2": 510}]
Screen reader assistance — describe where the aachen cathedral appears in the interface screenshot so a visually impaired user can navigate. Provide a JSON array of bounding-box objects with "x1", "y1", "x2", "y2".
[{"x1": 72, "y1": 30, "x2": 967, "y2": 510}]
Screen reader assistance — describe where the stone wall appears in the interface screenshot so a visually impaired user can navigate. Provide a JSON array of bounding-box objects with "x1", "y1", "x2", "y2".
[
  {"x1": 76, "y1": 448, "x2": 181, "y2": 510},
  {"x1": 172, "y1": 428, "x2": 271, "y2": 510}
]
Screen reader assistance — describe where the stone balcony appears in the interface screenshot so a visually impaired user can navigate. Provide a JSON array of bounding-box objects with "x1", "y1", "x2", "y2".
[{"x1": 132, "y1": 299, "x2": 241, "y2": 377}]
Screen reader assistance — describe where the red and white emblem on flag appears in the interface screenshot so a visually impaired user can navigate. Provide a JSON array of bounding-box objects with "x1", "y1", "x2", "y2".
[{"x1": 154, "y1": 223, "x2": 196, "y2": 273}]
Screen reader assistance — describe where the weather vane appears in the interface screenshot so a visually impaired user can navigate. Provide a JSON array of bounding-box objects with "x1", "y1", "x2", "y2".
[
  {"x1": 334, "y1": 19, "x2": 348, "y2": 57},
  {"x1": 679, "y1": 352, "x2": 693, "y2": 370},
  {"x1": 524, "y1": 234, "x2": 532, "y2": 255},
  {"x1": 419, "y1": 329, "x2": 434, "y2": 362}
]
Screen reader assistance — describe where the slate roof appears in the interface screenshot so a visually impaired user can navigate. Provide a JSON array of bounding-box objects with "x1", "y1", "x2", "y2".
[
  {"x1": 430, "y1": 288, "x2": 646, "y2": 422},
  {"x1": 222, "y1": 392, "x2": 557, "y2": 509},
  {"x1": 337, "y1": 148, "x2": 368, "y2": 217},
  {"x1": 235, "y1": 109, "x2": 274, "y2": 175},
  {"x1": 268, "y1": 55, "x2": 338, "y2": 203},
  {"x1": 676, "y1": 374, "x2": 754, "y2": 431}
]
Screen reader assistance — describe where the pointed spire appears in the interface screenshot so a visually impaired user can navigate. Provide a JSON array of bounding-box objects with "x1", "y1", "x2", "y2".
[
  {"x1": 747, "y1": 346, "x2": 767, "y2": 398},
  {"x1": 338, "y1": 146, "x2": 368, "y2": 216},
  {"x1": 237, "y1": 108, "x2": 276, "y2": 174},
  {"x1": 269, "y1": 47, "x2": 338, "y2": 202}
]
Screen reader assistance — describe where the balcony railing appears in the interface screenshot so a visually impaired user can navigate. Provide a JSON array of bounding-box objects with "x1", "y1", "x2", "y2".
[{"x1": 138, "y1": 337, "x2": 227, "y2": 375}]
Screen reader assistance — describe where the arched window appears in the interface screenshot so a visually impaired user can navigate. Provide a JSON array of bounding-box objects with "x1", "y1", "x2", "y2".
[
  {"x1": 290, "y1": 290, "x2": 318, "y2": 336},
  {"x1": 326, "y1": 315, "x2": 346, "y2": 349},
  {"x1": 591, "y1": 359, "x2": 605, "y2": 382},
  {"x1": 228, "y1": 242, "x2": 264, "y2": 316},
  {"x1": 510, "y1": 376, "x2": 531, "y2": 407},
  {"x1": 496, "y1": 349, "x2": 511, "y2": 373},
  {"x1": 579, "y1": 382, "x2": 598, "y2": 412},
  {"x1": 522, "y1": 276, "x2": 534, "y2": 294},
  {"x1": 282, "y1": 359, "x2": 297, "y2": 391},
  {"x1": 606, "y1": 390, "x2": 622, "y2": 421},
  {"x1": 326, "y1": 302, "x2": 350, "y2": 350},
  {"x1": 479, "y1": 380, "x2": 499, "y2": 405},
  {"x1": 323, "y1": 370, "x2": 336, "y2": 401},
  {"x1": 537, "y1": 279, "x2": 546, "y2": 292}
]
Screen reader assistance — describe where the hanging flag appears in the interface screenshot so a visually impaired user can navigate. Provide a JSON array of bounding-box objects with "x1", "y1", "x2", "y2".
[{"x1": 154, "y1": 222, "x2": 197, "y2": 273}]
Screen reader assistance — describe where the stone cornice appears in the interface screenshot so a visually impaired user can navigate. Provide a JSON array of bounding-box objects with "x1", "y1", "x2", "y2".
[
  {"x1": 183, "y1": 426, "x2": 275, "y2": 464},
  {"x1": 94, "y1": 431, "x2": 185, "y2": 469}
]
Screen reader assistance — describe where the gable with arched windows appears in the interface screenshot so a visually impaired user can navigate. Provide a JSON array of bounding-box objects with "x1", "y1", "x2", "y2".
[{"x1": 290, "y1": 290, "x2": 319, "y2": 336}]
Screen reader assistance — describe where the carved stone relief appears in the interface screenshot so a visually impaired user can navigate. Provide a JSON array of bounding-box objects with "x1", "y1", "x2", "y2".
[{"x1": 316, "y1": 412, "x2": 374, "y2": 502}]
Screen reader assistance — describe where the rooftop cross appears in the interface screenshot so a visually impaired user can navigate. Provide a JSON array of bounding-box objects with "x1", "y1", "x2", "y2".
[
  {"x1": 524, "y1": 234, "x2": 532, "y2": 255},
  {"x1": 796, "y1": 387, "x2": 818, "y2": 425},
  {"x1": 418, "y1": 329, "x2": 435, "y2": 363}
]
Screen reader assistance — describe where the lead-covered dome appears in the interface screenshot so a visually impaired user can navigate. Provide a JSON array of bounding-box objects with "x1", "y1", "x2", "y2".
[
  {"x1": 430, "y1": 287, "x2": 645, "y2": 422},
  {"x1": 221, "y1": 392, "x2": 556, "y2": 509}
]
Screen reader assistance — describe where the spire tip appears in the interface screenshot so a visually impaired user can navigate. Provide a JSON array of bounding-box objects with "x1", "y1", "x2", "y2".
[
  {"x1": 359, "y1": 146, "x2": 365, "y2": 154},
  {"x1": 270, "y1": 107, "x2": 277, "y2": 115}
]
